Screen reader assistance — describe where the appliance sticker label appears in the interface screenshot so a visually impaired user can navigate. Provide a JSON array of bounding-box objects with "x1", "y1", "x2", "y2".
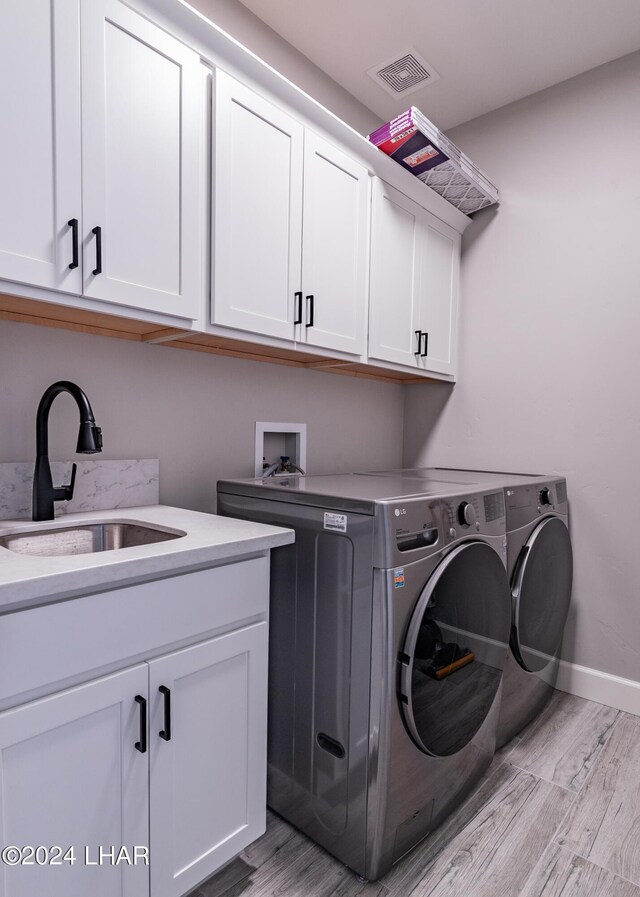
[
  {"x1": 393, "y1": 568, "x2": 405, "y2": 589},
  {"x1": 324, "y1": 512, "x2": 347, "y2": 533}
]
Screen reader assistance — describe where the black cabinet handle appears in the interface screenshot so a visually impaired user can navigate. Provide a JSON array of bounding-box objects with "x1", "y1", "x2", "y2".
[
  {"x1": 414, "y1": 330, "x2": 423, "y2": 356},
  {"x1": 134, "y1": 695, "x2": 147, "y2": 753},
  {"x1": 421, "y1": 332, "x2": 429, "y2": 357},
  {"x1": 293, "y1": 291, "x2": 303, "y2": 325},
  {"x1": 159, "y1": 685, "x2": 171, "y2": 741},
  {"x1": 92, "y1": 226, "x2": 102, "y2": 275},
  {"x1": 68, "y1": 218, "x2": 79, "y2": 270},
  {"x1": 306, "y1": 294, "x2": 314, "y2": 328}
]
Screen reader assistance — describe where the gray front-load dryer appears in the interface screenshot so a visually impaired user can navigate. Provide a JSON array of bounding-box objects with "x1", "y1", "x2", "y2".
[
  {"x1": 217, "y1": 473, "x2": 512, "y2": 880},
  {"x1": 364, "y1": 468, "x2": 573, "y2": 748}
]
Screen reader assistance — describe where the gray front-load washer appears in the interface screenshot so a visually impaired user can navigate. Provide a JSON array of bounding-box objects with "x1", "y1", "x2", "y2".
[
  {"x1": 364, "y1": 468, "x2": 573, "y2": 748},
  {"x1": 217, "y1": 473, "x2": 512, "y2": 880}
]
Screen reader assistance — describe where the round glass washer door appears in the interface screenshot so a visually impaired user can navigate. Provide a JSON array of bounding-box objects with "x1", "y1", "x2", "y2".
[
  {"x1": 512, "y1": 516, "x2": 573, "y2": 674},
  {"x1": 399, "y1": 541, "x2": 511, "y2": 757}
]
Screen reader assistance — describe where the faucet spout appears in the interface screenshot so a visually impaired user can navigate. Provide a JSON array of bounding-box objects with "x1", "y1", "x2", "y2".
[{"x1": 33, "y1": 381, "x2": 103, "y2": 521}]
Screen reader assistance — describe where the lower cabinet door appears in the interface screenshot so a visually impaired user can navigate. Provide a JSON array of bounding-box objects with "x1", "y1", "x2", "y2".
[
  {"x1": 0, "y1": 665, "x2": 150, "y2": 897},
  {"x1": 148, "y1": 623, "x2": 268, "y2": 897}
]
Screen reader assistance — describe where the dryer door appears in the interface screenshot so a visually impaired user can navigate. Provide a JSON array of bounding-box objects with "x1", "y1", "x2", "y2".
[
  {"x1": 399, "y1": 541, "x2": 511, "y2": 757},
  {"x1": 512, "y1": 516, "x2": 573, "y2": 673}
]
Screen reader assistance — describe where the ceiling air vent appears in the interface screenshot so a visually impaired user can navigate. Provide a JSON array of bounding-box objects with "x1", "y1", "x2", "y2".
[{"x1": 367, "y1": 48, "x2": 440, "y2": 98}]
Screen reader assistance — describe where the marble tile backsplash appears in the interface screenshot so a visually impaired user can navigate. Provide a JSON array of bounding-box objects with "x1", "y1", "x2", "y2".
[{"x1": 0, "y1": 460, "x2": 159, "y2": 520}]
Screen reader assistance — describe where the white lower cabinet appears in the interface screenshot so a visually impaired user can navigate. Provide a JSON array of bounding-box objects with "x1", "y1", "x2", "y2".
[
  {"x1": 149, "y1": 624, "x2": 268, "y2": 897},
  {"x1": 369, "y1": 178, "x2": 460, "y2": 377},
  {"x1": 0, "y1": 564, "x2": 270, "y2": 897},
  {"x1": 0, "y1": 665, "x2": 149, "y2": 897}
]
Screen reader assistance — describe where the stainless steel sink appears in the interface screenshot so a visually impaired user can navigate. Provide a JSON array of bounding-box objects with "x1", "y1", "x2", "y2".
[{"x1": 0, "y1": 522, "x2": 185, "y2": 557}]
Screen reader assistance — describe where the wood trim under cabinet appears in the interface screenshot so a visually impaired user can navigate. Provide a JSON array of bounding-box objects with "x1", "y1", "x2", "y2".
[{"x1": 0, "y1": 291, "x2": 436, "y2": 383}]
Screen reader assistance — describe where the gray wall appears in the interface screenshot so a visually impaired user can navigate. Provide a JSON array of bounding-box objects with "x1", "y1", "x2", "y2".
[
  {"x1": 0, "y1": 320, "x2": 403, "y2": 511},
  {"x1": 188, "y1": 0, "x2": 379, "y2": 135},
  {"x1": 404, "y1": 51, "x2": 640, "y2": 682}
]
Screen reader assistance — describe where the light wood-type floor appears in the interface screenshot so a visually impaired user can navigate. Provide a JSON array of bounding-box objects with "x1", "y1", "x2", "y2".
[{"x1": 195, "y1": 692, "x2": 640, "y2": 897}]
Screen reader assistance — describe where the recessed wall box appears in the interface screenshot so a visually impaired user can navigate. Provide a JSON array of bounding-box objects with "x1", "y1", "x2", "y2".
[{"x1": 255, "y1": 422, "x2": 307, "y2": 478}]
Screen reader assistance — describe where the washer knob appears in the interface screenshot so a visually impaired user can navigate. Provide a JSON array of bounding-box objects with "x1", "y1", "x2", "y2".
[
  {"x1": 457, "y1": 501, "x2": 476, "y2": 527},
  {"x1": 539, "y1": 487, "x2": 553, "y2": 506}
]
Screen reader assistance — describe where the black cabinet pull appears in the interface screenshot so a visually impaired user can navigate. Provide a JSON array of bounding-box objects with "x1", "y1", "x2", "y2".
[
  {"x1": 293, "y1": 291, "x2": 303, "y2": 325},
  {"x1": 414, "y1": 330, "x2": 423, "y2": 356},
  {"x1": 92, "y1": 226, "x2": 102, "y2": 275},
  {"x1": 421, "y1": 332, "x2": 429, "y2": 357},
  {"x1": 306, "y1": 294, "x2": 314, "y2": 328},
  {"x1": 134, "y1": 695, "x2": 147, "y2": 753},
  {"x1": 68, "y1": 218, "x2": 79, "y2": 270},
  {"x1": 159, "y1": 685, "x2": 171, "y2": 741}
]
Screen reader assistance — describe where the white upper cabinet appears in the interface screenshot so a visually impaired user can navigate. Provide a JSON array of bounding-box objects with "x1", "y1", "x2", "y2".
[
  {"x1": 299, "y1": 133, "x2": 368, "y2": 356},
  {"x1": 213, "y1": 70, "x2": 304, "y2": 340},
  {"x1": 417, "y1": 214, "x2": 459, "y2": 375},
  {"x1": 368, "y1": 179, "x2": 422, "y2": 367},
  {"x1": 0, "y1": 1, "x2": 466, "y2": 377},
  {"x1": 0, "y1": 0, "x2": 82, "y2": 295},
  {"x1": 369, "y1": 179, "x2": 459, "y2": 376},
  {"x1": 81, "y1": 0, "x2": 201, "y2": 318},
  {"x1": 212, "y1": 72, "x2": 369, "y2": 356}
]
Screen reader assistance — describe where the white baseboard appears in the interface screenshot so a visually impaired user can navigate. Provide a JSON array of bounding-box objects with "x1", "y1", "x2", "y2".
[{"x1": 555, "y1": 660, "x2": 640, "y2": 715}]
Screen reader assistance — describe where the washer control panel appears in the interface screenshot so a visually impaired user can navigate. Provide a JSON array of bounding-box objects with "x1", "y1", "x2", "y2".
[
  {"x1": 505, "y1": 479, "x2": 569, "y2": 530},
  {"x1": 379, "y1": 488, "x2": 507, "y2": 566}
]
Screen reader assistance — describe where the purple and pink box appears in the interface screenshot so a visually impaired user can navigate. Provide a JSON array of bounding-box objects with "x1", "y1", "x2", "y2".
[{"x1": 367, "y1": 107, "x2": 498, "y2": 216}]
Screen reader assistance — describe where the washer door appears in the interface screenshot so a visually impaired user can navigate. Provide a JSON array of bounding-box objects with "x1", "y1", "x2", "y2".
[
  {"x1": 399, "y1": 542, "x2": 511, "y2": 757},
  {"x1": 512, "y1": 517, "x2": 573, "y2": 673}
]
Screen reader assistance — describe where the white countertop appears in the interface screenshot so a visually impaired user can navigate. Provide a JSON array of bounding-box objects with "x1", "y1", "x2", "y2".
[{"x1": 0, "y1": 505, "x2": 294, "y2": 613}]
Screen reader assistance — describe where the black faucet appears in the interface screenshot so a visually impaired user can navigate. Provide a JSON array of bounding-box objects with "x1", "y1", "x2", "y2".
[{"x1": 33, "y1": 381, "x2": 103, "y2": 521}]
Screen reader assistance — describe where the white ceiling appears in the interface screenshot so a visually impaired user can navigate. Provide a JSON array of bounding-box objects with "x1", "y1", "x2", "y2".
[{"x1": 237, "y1": 0, "x2": 640, "y2": 129}]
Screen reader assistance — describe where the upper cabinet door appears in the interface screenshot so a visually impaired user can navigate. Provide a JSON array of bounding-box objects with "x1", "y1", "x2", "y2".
[
  {"x1": 368, "y1": 177, "x2": 460, "y2": 376},
  {"x1": 81, "y1": 0, "x2": 201, "y2": 319},
  {"x1": 300, "y1": 133, "x2": 369, "y2": 356},
  {"x1": 148, "y1": 623, "x2": 268, "y2": 897},
  {"x1": 0, "y1": 0, "x2": 82, "y2": 295},
  {"x1": 368, "y1": 179, "x2": 423, "y2": 367},
  {"x1": 416, "y1": 213, "x2": 460, "y2": 376},
  {"x1": 212, "y1": 71, "x2": 303, "y2": 340}
]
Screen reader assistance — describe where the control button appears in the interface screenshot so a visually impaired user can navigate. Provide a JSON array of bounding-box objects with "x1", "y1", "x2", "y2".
[
  {"x1": 539, "y1": 487, "x2": 553, "y2": 506},
  {"x1": 457, "y1": 501, "x2": 476, "y2": 527},
  {"x1": 449, "y1": 527, "x2": 457, "y2": 538},
  {"x1": 475, "y1": 522, "x2": 481, "y2": 531}
]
